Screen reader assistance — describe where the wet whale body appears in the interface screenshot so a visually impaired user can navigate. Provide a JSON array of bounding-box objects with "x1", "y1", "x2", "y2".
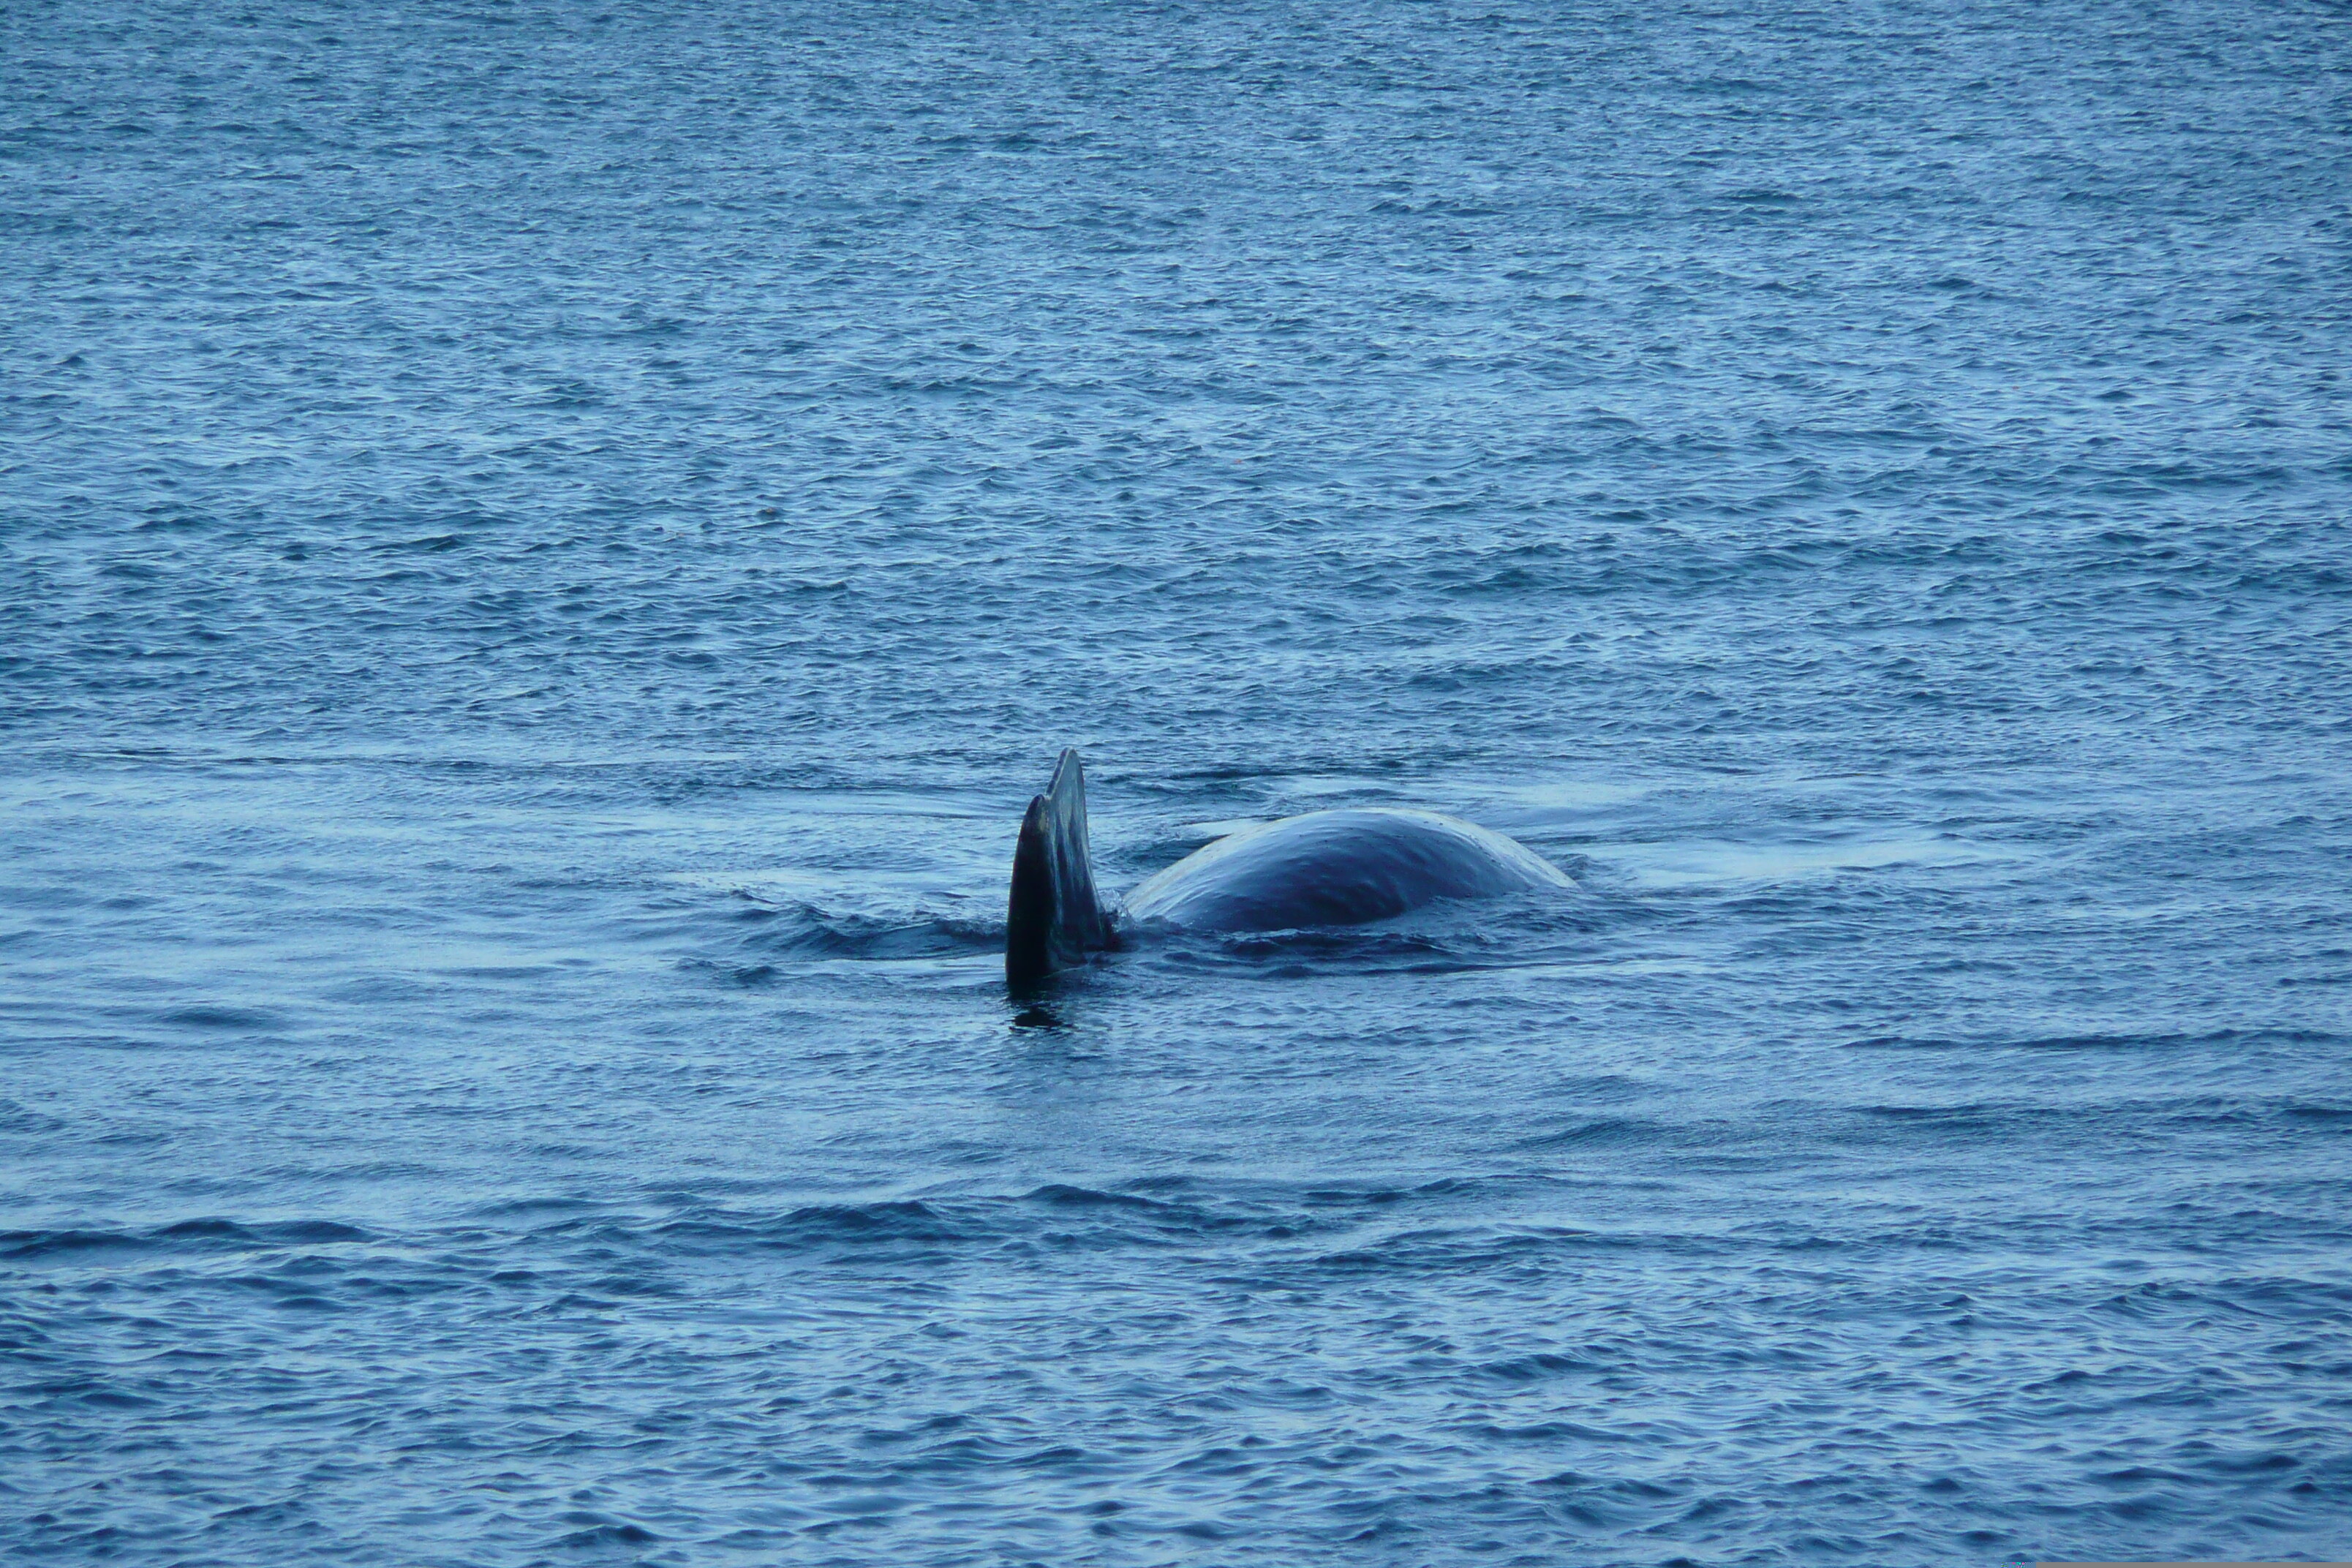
[{"x1": 1006, "y1": 750, "x2": 1572, "y2": 985}]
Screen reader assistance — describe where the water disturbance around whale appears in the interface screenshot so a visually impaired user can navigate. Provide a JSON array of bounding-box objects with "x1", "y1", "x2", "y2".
[{"x1": 1006, "y1": 750, "x2": 1573, "y2": 984}]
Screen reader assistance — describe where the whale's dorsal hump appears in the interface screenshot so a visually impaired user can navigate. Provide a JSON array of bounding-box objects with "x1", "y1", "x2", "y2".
[{"x1": 1006, "y1": 748, "x2": 1115, "y2": 986}]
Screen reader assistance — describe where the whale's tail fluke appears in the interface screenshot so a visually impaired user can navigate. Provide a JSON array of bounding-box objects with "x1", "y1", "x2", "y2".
[{"x1": 1006, "y1": 749, "x2": 1115, "y2": 987}]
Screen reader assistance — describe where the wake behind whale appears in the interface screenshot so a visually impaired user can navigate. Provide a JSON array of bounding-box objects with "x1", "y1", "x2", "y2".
[{"x1": 1006, "y1": 750, "x2": 1574, "y2": 985}]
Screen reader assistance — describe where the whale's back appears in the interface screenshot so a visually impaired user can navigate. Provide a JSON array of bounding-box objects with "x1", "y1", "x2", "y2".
[{"x1": 1122, "y1": 808, "x2": 1570, "y2": 933}]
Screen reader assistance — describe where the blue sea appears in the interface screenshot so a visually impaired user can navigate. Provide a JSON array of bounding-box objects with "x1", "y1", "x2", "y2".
[{"x1": 4, "y1": 1, "x2": 2349, "y2": 1562}]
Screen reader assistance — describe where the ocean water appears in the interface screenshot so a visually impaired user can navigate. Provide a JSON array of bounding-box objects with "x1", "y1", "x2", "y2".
[{"x1": 4, "y1": 0, "x2": 2351, "y2": 1562}]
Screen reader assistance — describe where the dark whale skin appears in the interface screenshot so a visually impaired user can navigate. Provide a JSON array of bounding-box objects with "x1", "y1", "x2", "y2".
[
  {"x1": 1122, "y1": 807, "x2": 1572, "y2": 934},
  {"x1": 1005, "y1": 753, "x2": 1572, "y2": 982},
  {"x1": 1006, "y1": 750, "x2": 1116, "y2": 987}
]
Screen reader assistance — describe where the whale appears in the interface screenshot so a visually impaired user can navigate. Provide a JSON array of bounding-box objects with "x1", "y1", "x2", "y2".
[{"x1": 1006, "y1": 750, "x2": 1573, "y2": 985}]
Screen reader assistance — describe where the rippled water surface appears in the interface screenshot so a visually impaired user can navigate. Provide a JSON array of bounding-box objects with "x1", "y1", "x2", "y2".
[{"x1": 5, "y1": 0, "x2": 2351, "y2": 1562}]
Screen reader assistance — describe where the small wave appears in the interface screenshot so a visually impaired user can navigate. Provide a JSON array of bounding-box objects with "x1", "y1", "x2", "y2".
[
  {"x1": 0, "y1": 1228, "x2": 150, "y2": 1261},
  {"x1": 1472, "y1": 1351, "x2": 1610, "y2": 1384},
  {"x1": 1, "y1": 1217, "x2": 372, "y2": 1261},
  {"x1": 551, "y1": 1521, "x2": 659, "y2": 1548},
  {"x1": 155, "y1": 1004, "x2": 286, "y2": 1032},
  {"x1": 723, "y1": 902, "x2": 1003, "y2": 963},
  {"x1": 1132, "y1": 897, "x2": 1612, "y2": 979},
  {"x1": 1844, "y1": 1026, "x2": 2345, "y2": 1052},
  {"x1": 372, "y1": 532, "x2": 467, "y2": 554},
  {"x1": 0, "y1": 1098, "x2": 67, "y2": 1134},
  {"x1": 1024, "y1": 1183, "x2": 1167, "y2": 1211},
  {"x1": 647, "y1": 1200, "x2": 966, "y2": 1254},
  {"x1": 1515, "y1": 1117, "x2": 1659, "y2": 1150},
  {"x1": 1306, "y1": 1224, "x2": 1643, "y2": 1275},
  {"x1": 1015, "y1": 1184, "x2": 1291, "y2": 1242}
]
